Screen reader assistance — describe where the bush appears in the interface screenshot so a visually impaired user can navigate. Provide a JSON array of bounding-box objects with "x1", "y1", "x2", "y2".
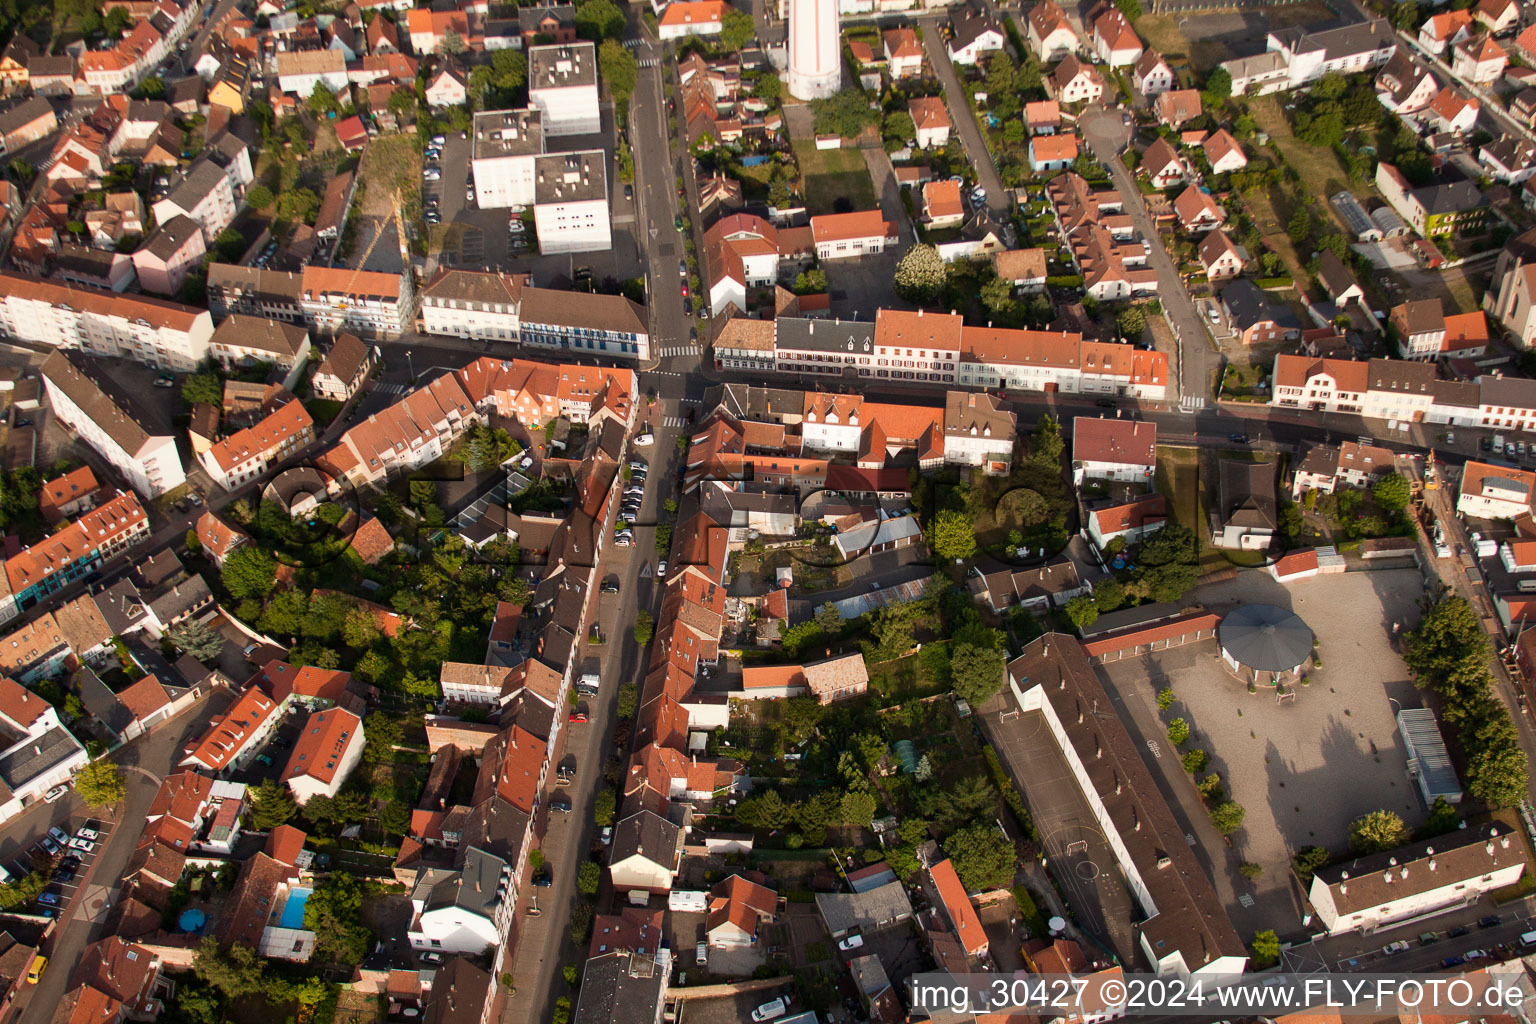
[
  {"x1": 1209, "y1": 801, "x2": 1246, "y2": 834},
  {"x1": 1167, "y1": 718, "x2": 1190, "y2": 746},
  {"x1": 1181, "y1": 749, "x2": 1208, "y2": 774},
  {"x1": 1156, "y1": 687, "x2": 1175, "y2": 710},
  {"x1": 1251, "y1": 929, "x2": 1281, "y2": 967},
  {"x1": 1239, "y1": 861, "x2": 1263, "y2": 880}
]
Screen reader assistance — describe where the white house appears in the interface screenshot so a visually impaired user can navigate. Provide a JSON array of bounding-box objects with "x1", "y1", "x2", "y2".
[
  {"x1": 1132, "y1": 50, "x2": 1173, "y2": 96},
  {"x1": 609, "y1": 810, "x2": 682, "y2": 894},
  {"x1": 948, "y1": 4, "x2": 1005, "y2": 65},
  {"x1": 407, "y1": 847, "x2": 513, "y2": 954},
  {"x1": 658, "y1": 0, "x2": 725, "y2": 40},
  {"x1": 180, "y1": 686, "x2": 280, "y2": 773},
  {"x1": 811, "y1": 210, "x2": 896, "y2": 260},
  {"x1": 424, "y1": 67, "x2": 468, "y2": 108},
  {"x1": 0, "y1": 677, "x2": 88, "y2": 824},
  {"x1": 152, "y1": 157, "x2": 238, "y2": 246},
  {"x1": 1458, "y1": 461, "x2": 1536, "y2": 520},
  {"x1": 275, "y1": 49, "x2": 349, "y2": 98},
  {"x1": 705, "y1": 875, "x2": 778, "y2": 949},
  {"x1": 1026, "y1": 0, "x2": 1078, "y2": 63},
  {"x1": 1072, "y1": 417, "x2": 1156, "y2": 485},
  {"x1": 281, "y1": 708, "x2": 364, "y2": 804},
  {"x1": 1091, "y1": 5, "x2": 1142, "y2": 67},
  {"x1": 470, "y1": 107, "x2": 543, "y2": 210},
  {"x1": 1308, "y1": 825, "x2": 1526, "y2": 936},
  {"x1": 0, "y1": 271, "x2": 212, "y2": 372},
  {"x1": 1087, "y1": 493, "x2": 1166, "y2": 549},
  {"x1": 1052, "y1": 55, "x2": 1104, "y2": 104}
]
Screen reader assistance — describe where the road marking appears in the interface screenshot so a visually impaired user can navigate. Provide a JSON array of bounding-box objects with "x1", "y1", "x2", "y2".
[
  {"x1": 1185, "y1": 833, "x2": 1196, "y2": 846},
  {"x1": 1238, "y1": 893, "x2": 1256, "y2": 908},
  {"x1": 1146, "y1": 739, "x2": 1162, "y2": 759}
]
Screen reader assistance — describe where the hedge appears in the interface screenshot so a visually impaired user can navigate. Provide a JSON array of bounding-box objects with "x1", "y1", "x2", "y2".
[{"x1": 1046, "y1": 275, "x2": 1083, "y2": 288}]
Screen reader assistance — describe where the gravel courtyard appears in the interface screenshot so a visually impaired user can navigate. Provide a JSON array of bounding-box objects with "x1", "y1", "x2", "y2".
[{"x1": 1101, "y1": 568, "x2": 1433, "y2": 917}]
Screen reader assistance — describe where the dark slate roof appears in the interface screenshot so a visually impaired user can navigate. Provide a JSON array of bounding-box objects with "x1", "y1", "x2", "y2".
[
  {"x1": 573, "y1": 951, "x2": 669, "y2": 1024},
  {"x1": 1220, "y1": 278, "x2": 1299, "y2": 329},
  {"x1": 774, "y1": 317, "x2": 874, "y2": 355}
]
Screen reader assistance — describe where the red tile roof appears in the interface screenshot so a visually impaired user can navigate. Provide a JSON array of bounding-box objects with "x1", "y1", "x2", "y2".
[
  {"x1": 929, "y1": 858, "x2": 988, "y2": 957},
  {"x1": 183, "y1": 687, "x2": 276, "y2": 770},
  {"x1": 283, "y1": 708, "x2": 361, "y2": 788},
  {"x1": 1073, "y1": 417, "x2": 1156, "y2": 467},
  {"x1": 117, "y1": 675, "x2": 172, "y2": 723},
  {"x1": 38, "y1": 466, "x2": 99, "y2": 523},
  {"x1": 811, "y1": 210, "x2": 894, "y2": 244}
]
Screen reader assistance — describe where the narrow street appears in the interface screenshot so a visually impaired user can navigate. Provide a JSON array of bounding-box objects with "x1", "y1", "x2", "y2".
[
  {"x1": 12, "y1": 687, "x2": 231, "y2": 1024},
  {"x1": 918, "y1": 15, "x2": 1013, "y2": 222},
  {"x1": 1081, "y1": 109, "x2": 1207, "y2": 404}
]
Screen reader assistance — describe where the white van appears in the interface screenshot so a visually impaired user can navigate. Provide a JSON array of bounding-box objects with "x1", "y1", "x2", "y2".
[
  {"x1": 1521, "y1": 930, "x2": 1536, "y2": 947},
  {"x1": 752, "y1": 998, "x2": 787, "y2": 1022}
]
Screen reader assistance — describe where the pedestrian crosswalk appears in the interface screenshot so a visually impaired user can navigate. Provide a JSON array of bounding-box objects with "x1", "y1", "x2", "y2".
[
  {"x1": 654, "y1": 344, "x2": 701, "y2": 359},
  {"x1": 638, "y1": 56, "x2": 659, "y2": 68},
  {"x1": 661, "y1": 416, "x2": 687, "y2": 428},
  {"x1": 375, "y1": 383, "x2": 410, "y2": 395}
]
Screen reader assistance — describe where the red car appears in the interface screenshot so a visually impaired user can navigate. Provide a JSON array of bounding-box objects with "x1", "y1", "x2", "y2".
[
  {"x1": 680, "y1": 283, "x2": 689, "y2": 297},
  {"x1": 568, "y1": 712, "x2": 588, "y2": 723}
]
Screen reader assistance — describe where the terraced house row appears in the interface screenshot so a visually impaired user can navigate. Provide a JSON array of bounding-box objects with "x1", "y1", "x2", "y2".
[
  {"x1": 714, "y1": 308, "x2": 1169, "y2": 400},
  {"x1": 1271, "y1": 354, "x2": 1536, "y2": 431}
]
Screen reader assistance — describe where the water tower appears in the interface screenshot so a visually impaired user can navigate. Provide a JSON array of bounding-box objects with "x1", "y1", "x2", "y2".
[{"x1": 787, "y1": 0, "x2": 841, "y2": 100}]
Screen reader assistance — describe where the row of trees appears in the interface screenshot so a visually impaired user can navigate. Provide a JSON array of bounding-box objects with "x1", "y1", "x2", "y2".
[{"x1": 1402, "y1": 594, "x2": 1529, "y2": 807}]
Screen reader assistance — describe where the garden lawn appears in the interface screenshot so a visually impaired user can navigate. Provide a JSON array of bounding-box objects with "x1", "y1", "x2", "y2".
[
  {"x1": 790, "y1": 137, "x2": 879, "y2": 216},
  {"x1": 1247, "y1": 96, "x2": 1366, "y2": 203}
]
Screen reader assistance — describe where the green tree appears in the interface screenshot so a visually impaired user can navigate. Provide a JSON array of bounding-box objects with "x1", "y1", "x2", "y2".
[
  {"x1": 882, "y1": 110, "x2": 916, "y2": 150},
  {"x1": 277, "y1": 187, "x2": 320, "y2": 223},
  {"x1": 1182, "y1": 749, "x2": 1208, "y2": 773},
  {"x1": 73, "y1": 760, "x2": 125, "y2": 810},
  {"x1": 304, "y1": 871, "x2": 373, "y2": 966},
  {"x1": 182, "y1": 373, "x2": 222, "y2": 406},
  {"x1": 1167, "y1": 718, "x2": 1190, "y2": 746},
  {"x1": 573, "y1": 0, "x2": 624, "y2": 40},
  {"x1": 1372, "y1": 472, "x2": 1411, "y2": 512},
  {"x1": 616, "y1": 682, "x2": 637, "y2": 718},
  {"x1": 811, "y1": 86, "x2": 877, "y2": 138},
  {"x1": 616, "y1": 137, "x2": 633, "y2": 183},
  {"x1": 491, "y1": 47, "x2": 527, "y2": 91},
  {"x1": 950, "y1": 641, "x2": 1007, "y2": 707},
  {"x1": 1156, "y1": 687, "x2": 1175, "y2": 710},
  {"x1": 250, "y1": 778, "x2": 297, "y2": 829},
  {"x1": 222, "y1": 545, "x2": 277, "y2": 601},
  {"x1": 168, "y1": 618, "x2": 225, "y2": 661},
  {"x1": 343, "y1": 606, "x2": 381, "y2": 650},
  {"x1": 593, "y1": 789, "x2": 616, "y2": 827},
  {"x1": 577, "y1": 860, "x2": 601, "y2": 896},
  {"x1": 752, "y1": 71, "x2": 782, "y2": 102},
  {"x1": 193, "y1": 938, "x2": 268, "y2": 999},
  {"x1": 1287, "y1": 207, "x2": 1312, "y2": 245},
  {"x1": 388, "y1": 87, "x2": 417, "y2": 119},
  {"x1": 1064, "y1": 594, "x2": 1098, "y2": 631},
  {"x1": 1203, "y1": 67, "x2": 1232, "y2": 100},
  {"x1": 945, "y1": 823, "x2": 1016, "y2": 891},
  {"x1": 598, "y1": 38, "x2": 637, "y2": 103},
  {"x1": 437, "y1": 27, "x2": 467, "y2": 55},
  {"x1": 246, "y1": 185, "x2": 274, "y2": 209},
  {"x1": 930, "y1": 508, "x2": 977, "y2": 561},
  {"x1": 815, "y1": 602, "x2": 843, "y2": 633},
  {"x1": 894, "y1": 243, "x2": 947, "y2": 303},
  {"x1": 1209, "y1": 801, "x2": 1246, "y2": 834},
  {"x1": 1459, "y1": 693, "x2": 1529, "y2": 807},
  {"x1": 840, "y1": 789, "x2": 876, "y2": 827},
  {"x1": 1292, "y1": 845, "x2": 1330, "y2": 883},
  {"x1": 720, "y1": 6, "x2": 754, "y2": 49},
  {"x1": 1116, "y1": 305, "x2": 1146, "y2": 337},
  {"x1": 307, "y1": 82, "x2": 339, "y2": 116},
  {"x1": 736, "y1": 790, "x2": 793, "y2": 830},
  {"x1": 633, "y1": 610, "x2": 653, "y2": 646},
  {"x1": 1251, "y1": 929, "x2": 1281, "y2": 968},
  {"x1": 794, "y1": 269, "x2": 828, "y2": 294}
]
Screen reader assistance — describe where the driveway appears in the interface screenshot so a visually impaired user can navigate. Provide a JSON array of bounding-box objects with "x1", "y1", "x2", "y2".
[
  {"x1": 1080, "y1": 109, "x2": 1206, "y2": 404},
  {"x1": 918, "y1": 14, "x2": 1012, "y2": 221}
]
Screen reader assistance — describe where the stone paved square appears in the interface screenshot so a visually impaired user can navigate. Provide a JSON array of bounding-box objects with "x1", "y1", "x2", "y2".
[{"x1": 1099, "y1": 568, "x2": 1432, "y2": 924}]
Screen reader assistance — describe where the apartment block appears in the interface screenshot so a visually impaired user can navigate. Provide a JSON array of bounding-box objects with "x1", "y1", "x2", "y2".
[
  {"x1": 0, "y1": 271, "x2": 212, "y2": 371},
  {"x1": 40, "y1": 351, "x2": 186, "y2": 497}
]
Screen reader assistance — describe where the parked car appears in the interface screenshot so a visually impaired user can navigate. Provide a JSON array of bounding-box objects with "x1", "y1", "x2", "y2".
[
  {"x1": 40, "y1": 838, "x2": 59, "y2": 856},
  {"x1": 1381, "y1": 940, "x2": 1411, "y2": 956},
  {"x1": 46, "y1": 827, "x2": 66, "y2": 846},
  {"x1": 657, "y1": 559, "x2": 668, "y2": 576},
  {"x1": 633, "y1": 433, "x2": 654, "y2": 446},
  {"x1": 50, "y1": 866, "x2": 73, "y2": 883},
  {"x1": 601, "y1": 578, "x2": 620, "y2": 594},
  {"x1": 36, "y1": 893, "x2": 58, "y2": 906},
  {"x1": 550, "y1": 796, "x2": 572, "y2": 812},
  {"x1": 1465, "y1": 949, "x2": 1490, "y2": 961},
  {"x1": 42, "y1": 785, "x2": 67, "y2": 804},
  {"x1": 696, "y1": 941, "x2": 707, "y2": 965},
  {"x1": 1480, "y1": 916, "x2": 1503, "y2": 929},
  {"x1": 752, "y1": 998, "x2": 788, "y2": 1022},
  {"x1": 67, "y1": 838, "x2": 94, "y2": 853},
  {"x1": 600, "y1": 826, "x2": 612, "y2": 845},
  {"x1": 533, "y1": 872, "x2": 552, "y2": 887},
  {"x1": 420, "y1": 951, "x2": 444, "y2": 964},
  {"x1": 1441, "y1": 956, "x2": 1465, "y2": 968},
  {"x1": 614, "y1": 535, "x2": 633, "y2": 547},
  {"x1": 624, "y1": 184, "x2": 633, "y2": 200},
  {"x1": 1449, "y1": 926, "x2": 1471, "y2": 938},
  {"x1": 26, "y1": 956, "x2": 45, "y2": 984},
  {"x1": 568, "y1": 712, "x2": 588, "y2": 723},
  {"x1": 838, "y1": 934, "x2": 864, "y2": 951}
]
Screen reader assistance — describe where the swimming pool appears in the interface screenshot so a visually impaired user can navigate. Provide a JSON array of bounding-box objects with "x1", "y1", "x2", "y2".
[{"x1": 278, "y1": 887, "x2": 312, "y2": 929}]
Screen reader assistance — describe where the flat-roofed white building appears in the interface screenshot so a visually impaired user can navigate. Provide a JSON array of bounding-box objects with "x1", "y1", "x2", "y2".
[
  {"x1": 471, "y1": 108, "x2": 544, "y2": 210},
  {"x1": 528, "y1": 42, "x2": 600, "y2": 137},
  {"x1": 533, "y1": 150, "x2": 611, "y2": 254}
]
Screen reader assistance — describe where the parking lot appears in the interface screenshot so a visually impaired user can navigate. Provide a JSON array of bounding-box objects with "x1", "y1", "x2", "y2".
[
  {"x1": 423, "y1": 109, "x2": 646, "y2": 288},
  {"x1": 8, "y1": 816, "x2": 114, "y2": 924}
]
